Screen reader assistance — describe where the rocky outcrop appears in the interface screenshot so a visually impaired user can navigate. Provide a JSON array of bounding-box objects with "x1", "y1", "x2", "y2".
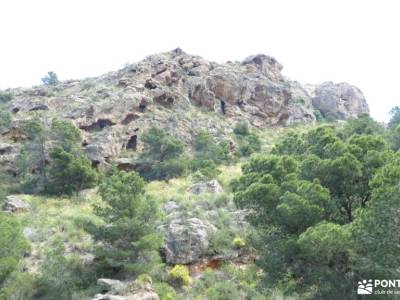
[
  {"x1": 97, "y1": 278, "x2": 125, "y2": 293},
  {"x1": 187, "y1": 180, "x2": 223, "y2": 195},
  {"x1": 0, "y1": 49, "x2": 370, "y2": 168},
  {"x1": 187, "y1": 53, "x2": 296, "y2": 125},
  {"x1": 309, "y1": 82, "x2": 369, "y2": 119},
  {"x1": 160, "y1": 218, "x2": 217, "y2": 264},
  {"x1": 163, "y1": 201, "x2": 180, "y2": 215},
  {"x1": 0, "y1": 142, "x2": 20, "y2": 176},
  {"x1": 3, "y1": 195, "x2": 31, "y2": 213},
  {"x1": 93, "y1": 279, "x2": 159, "y2": 300},
  {"x1": 92, "y1": 289, "x2": 159, "y2": 300}
]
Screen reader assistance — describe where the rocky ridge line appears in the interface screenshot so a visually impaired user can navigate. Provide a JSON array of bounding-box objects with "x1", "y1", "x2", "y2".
[{"x1": 1, "y1": 48, "x2": 369, "y2": 170}]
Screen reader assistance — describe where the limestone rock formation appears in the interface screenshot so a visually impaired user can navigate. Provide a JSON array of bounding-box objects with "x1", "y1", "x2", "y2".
[
  {"x1": 160, "y1": 218, "x2": 217, "y2": 264},
  {"x1": 0, "y1": 49, "x2": 370, "y2": 169},
  {"x1": 3, "y1": 195, "x2": 31, "y2": 213},
  {"x1": 309, "y1": 82, "x2": 369, "y2": 119},
  {"x1": 187, "y1": 180, "x2": 223, "y2": 195},
  {"x1": 97, "y1": 278, "x2": 125, "y2": 293},
  {"x1": 93, "y1": 279, "x2": 159, "y2": 300},
  {"x1": 92, "y1": 290, "x2": 159, "y2": 300},
  {"x1": 163, "y1": 200, "x2": 180, "y2": 215}
]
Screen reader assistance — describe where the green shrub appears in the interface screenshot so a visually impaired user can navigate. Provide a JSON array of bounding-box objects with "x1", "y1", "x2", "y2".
[
  {"x1": 193, "y1": 130, "x2": 214, "y2": 151},
  {"x1": 190, "y1": 159, "x2": 220, "y2": 180},
  {"x1": 237, "y1": 144, "x2": 252, "y2": 156},
  {"x1": 0, "y1": 110, "x2": 12, "y2": 131},
  {"x1": 154, "y1": 282, "x2": 177, "y2": 300},
  {"x1": 169, "y1": 265, "x2": 192, "y2": 286},
  {"x1": 313, "y1": 109, "x2": 324, "y2": 122},
  {"x1": 193, "y1": 131, "x2": 232, "y2": 164},
  {"x1": 0, "y1": 271, "x2": 35, "y2": 300},
  {"x1": 41, "y1": 71, "x2": 59, "y2": 86},
  {"x1": 209, "y1": 228, "x2": 234, "y2": 254},
  {"x1": 233, "y1": 124, "x2": 394, "y2": 298},
  {"x1": 213, "y1": 193, "x2": 231, "y2": 208},
  {"x1": 236, "y1": 133, "x2": 261, "y2": 157},
  {"x1": 324, "y1": 112, "x2": 338, "y2": 122},
  {"x1": 214, "y1": 140, "x2": 233, "y2": 163},
  {"x1": 232, "y1": 237, "x2": 246, "y2": 248},
  {"x1": 140, "y1": 126, "x2": 186, "y2": 180},
  {"x1": 35, "y1": 239, "x2": 95, "y2": 300},
  {"x1": 16, "y1": 117, "x2": 97, "y2": 195},
  {"x1": 48, "y1": 146, "x2": 98, "y2": 195},
  {"x1": 0, "y1": 91, "x2": 13, "y2": 103},
  {"x1": 0, "y1": 213, "x2": 30, "y2": 284},
  {"x1": 142, "y1": 126, "x2": 184, "y2": 161},
  {"x1": 339, "y1": 113, "x2": 384, "y2": 138},
  {"x1": 391, "y1": 124, "x2": 400, "y2": 151},
  {"x1": 232, "y1": 121, "x2": 261, "y2": 157},
  {"x1": 154, "y1": 159, "x2": 187, "y2": 180},
  {"x1": 233, "y1": 121, "x2": 250, "y2": 136},
  {"x1": 137, "y1": 274, "x2": 153, "y2": 285},
  {"x1": 388, "y1": 106, "x2": 400, "y2": 129},
  {"x1": 206, "y1": 281, "x2": 241, "y2": 300}
]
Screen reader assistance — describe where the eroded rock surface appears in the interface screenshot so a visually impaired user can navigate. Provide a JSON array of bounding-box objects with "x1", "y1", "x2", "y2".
[
  {"x1": 187, "y1": 180, "x2": 223, "y2": 195},
  {"x1": 3, "y1": 195, "x2": 31, "y2": 213},
  {"x1": 0, "y1": 49, "x2": 369, "y2": 169},
  {"x1": 93, "y1": 280, "x2": 159, "y2": 300},
  {"x1": 160, "y1": 218, "x2": 217, "y2": 264},
  {"x1": 310, "y1": 82, "x2": 369, "y2": 119}
]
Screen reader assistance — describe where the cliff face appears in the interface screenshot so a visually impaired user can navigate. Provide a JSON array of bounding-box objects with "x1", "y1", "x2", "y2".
[{"x1": 0, "y1": 49, "x2": 369, "y2": 168}]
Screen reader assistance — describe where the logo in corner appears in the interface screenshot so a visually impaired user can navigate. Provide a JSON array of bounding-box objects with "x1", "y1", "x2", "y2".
[{"x1": 358, "y1": 279, "x2": 373, "y2": 295}]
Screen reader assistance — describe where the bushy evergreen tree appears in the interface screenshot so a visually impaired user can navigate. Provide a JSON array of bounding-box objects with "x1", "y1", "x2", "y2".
[
  {"x1": 190, "y1": 130, "x2": 233, "y2": 179},
  {"x1": 233, "y1": 116, "x2": 395, "y2": 298},
  {"x1": 139, "y1": 126, "x2": 186, "y2": 180},
  {"x1": 41, "y1": 71, "x2": 59, "y2": 86},
  {"x1": 233, "y1": 121, "x2": 261, "y2": 157},
  {"x1": 34, "y1": 238, "x2": 96, "y2": 300},
  {"x1": 87, "y1": 169, "x2": 162, "y2": 277},
  {"x1": 17, "y1": 118, "x2": 49, "y2": 193},
  {"x1": 17, "y1": 117, "x2": 97, "y2": 194},
  {"x1": 48, "y1": 146, "x2": 98, "y2": 195}
]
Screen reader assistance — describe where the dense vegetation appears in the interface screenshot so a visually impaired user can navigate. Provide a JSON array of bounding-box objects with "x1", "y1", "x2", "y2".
[
  {"x1": 16, "y1": 117, "x2": 98, "y2": 194},
  {"x1": 233, "y1": 115, "x2": 397, "y2": 298},
  {"x1": 0, "y1": 109, "x2": 399, "y2": 299}
]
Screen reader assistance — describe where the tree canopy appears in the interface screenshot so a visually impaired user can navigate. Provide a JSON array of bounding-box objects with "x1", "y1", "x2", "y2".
[{"x1": 233, "y1": 117, "x2": 396, "y2": 298}]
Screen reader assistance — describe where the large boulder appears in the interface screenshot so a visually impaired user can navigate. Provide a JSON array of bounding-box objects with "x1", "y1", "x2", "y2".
[
  {"x1": 0, "y1": 143, "x2": 14, "y2": 155},
  {"x1": 160, "y1": 218, "x2": 217, "y2": 264},
  {"x1": 3, "y1": 195, "x2": 31, "y2": 213},
  {"x1": 187, "y1": 180, "x2": 223, "y2": 195},
  {"x1": 97, "y1": 278, "x2": 125, "y2": 293},
  {"x1": 92, "y1": 291, "x2": 159, "y2": 300},
  {"x1": 93, "y1": 280, "x2": 159, "y2": 300},
  {"x1": 285, "y1": 81, "x2": 316, "y2": 125},
  {"x1": 310, "y1": 82, "x2": 369, "y2": 119},
  {"x1": 163, "y1": 201, "x2": 180, "y2": 215}
]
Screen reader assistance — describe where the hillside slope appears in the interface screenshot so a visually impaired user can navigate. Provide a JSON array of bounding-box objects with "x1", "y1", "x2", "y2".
[{"x1": 0, "y1": 50, "x2": 377, "y2": 300}]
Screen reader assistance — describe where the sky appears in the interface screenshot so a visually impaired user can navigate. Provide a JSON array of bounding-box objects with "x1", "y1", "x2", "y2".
[{"x1": 0, "y1": 0, "x2": 399, "y2": 122}]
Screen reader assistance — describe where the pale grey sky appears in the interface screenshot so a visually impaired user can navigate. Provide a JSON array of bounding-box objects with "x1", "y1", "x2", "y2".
[{"x1": 0, "y1": 0, "x2": 399, "y2": 122}]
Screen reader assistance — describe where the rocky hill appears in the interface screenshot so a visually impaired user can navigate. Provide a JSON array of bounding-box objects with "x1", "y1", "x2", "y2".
[
  {"x1": 2, "y1": 49, "x2": 393, "y2": 300},
  {"x1": 1, "y1": 48, "x2": 368, "y2": 174}
]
